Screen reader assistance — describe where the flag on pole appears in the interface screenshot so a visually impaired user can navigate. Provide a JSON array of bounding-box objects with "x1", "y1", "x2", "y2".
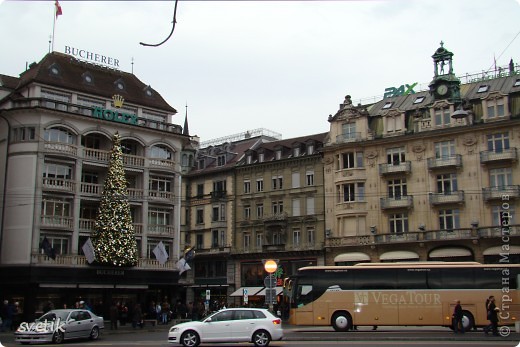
[
  {"x1": 40, "y1": 236, "x2": 56, "y2": 260},
  {"x1": 82, "y1": 238, "x2": 96, "y2": 264},
  {"x1": 176, "y1": 257, "x2": 191, "y2": 275},
  {"x1": 55, "y1": 0, "x2": 63, "y2": 18},
  {"x1": 153, "y1": 241, "x2": 169, "y2": 265}
]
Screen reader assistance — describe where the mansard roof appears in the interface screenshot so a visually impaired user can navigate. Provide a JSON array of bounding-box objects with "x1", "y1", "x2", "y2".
[{"x1": 8, "y1": 52, "x2": 176, "y2": 113}]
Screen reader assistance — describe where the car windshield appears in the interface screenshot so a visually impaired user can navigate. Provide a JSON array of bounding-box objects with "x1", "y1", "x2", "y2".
[{"x1": 37, "y1": 311, "x2": 69, "y2": 322}]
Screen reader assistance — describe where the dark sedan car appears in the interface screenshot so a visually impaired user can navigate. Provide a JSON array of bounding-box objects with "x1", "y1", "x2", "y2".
[{"x1": 15, "y1": 309, "x2": 104, "y2": 344}]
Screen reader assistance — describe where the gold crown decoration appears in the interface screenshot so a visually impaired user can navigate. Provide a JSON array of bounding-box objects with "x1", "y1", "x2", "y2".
[{"x1": 112, "y1": 94, "x2": 124, "y2": 108}]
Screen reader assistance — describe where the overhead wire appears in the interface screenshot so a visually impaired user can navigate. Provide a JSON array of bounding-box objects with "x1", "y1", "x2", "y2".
[{"x1": 140, "y1": 0, "x2": 180, "y2": 47}]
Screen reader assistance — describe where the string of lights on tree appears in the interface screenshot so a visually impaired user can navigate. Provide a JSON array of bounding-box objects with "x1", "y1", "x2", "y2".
[{"x1": 91, "y1": 132, "x2": 138, "y2": 267}]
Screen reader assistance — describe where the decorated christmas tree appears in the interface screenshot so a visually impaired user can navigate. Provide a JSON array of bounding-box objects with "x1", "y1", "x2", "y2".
[{"x1": 91, "y1": 132, "x2": 138, "y2": 267}]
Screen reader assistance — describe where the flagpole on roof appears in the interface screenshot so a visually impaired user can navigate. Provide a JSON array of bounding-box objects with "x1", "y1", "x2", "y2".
[{"x1": 51, "y1": 0, "x2": 63, "y2": 52}]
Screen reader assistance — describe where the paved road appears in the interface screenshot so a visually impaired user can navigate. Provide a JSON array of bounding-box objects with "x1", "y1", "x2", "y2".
[{"x1": 1, "y1": 323, "x2": 518, "y2": 346}]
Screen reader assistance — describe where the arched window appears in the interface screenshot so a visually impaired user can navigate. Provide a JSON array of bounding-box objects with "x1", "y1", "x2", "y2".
[
  {"x1": 44, "y1": 127, "x2": 76, "y2": 144},
  {"x1": 150, "y1": 145, "x2": 173, "y2": 160}
]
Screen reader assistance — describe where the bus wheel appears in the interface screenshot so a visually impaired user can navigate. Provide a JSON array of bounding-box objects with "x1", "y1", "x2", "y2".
[
  {"x1": 461, "y1": 311, "x2": 474, "y2": 332},
  {"x1": 332, "y1": 311, "x2": 351, "y2": 332}
]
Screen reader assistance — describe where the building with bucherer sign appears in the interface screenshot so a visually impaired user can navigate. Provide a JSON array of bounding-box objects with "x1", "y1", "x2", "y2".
[{"x1": 0, "y1": 51, "x2": 194, "y2": 322}]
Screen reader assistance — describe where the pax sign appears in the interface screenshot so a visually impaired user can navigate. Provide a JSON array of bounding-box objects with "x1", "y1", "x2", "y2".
[{"x1": 384, "y1": 82, "x2": 417, "y2": 99}]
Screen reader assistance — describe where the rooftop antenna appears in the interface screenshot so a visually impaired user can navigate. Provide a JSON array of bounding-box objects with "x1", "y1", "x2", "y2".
[{"x1": 131, "y1": 57, "x2": 134, "y2": 74}]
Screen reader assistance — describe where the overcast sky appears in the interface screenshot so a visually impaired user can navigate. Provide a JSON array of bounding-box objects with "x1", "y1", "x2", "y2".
[{"x1": 1, "y1": 0, "x2": 519, "y2": 143}]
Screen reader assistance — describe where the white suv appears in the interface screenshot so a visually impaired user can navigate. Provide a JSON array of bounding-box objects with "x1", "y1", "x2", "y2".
[{"x1": 168, "y1": 307, "x2": 283, "y2": 347}]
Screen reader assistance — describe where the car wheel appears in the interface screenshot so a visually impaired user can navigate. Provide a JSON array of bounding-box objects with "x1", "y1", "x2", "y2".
[
  {"x1": 90, "y1": 326, "x2": 100, "y2": 340},
  {"x1": 252, "y1": 329, "x2": 271, "y2": 347},
  {"x1": 332, "y1": 311, "x2": 351, "y2": 332},
  {"x1": 52, "y1": 330, "x2": 64, "y2": 344},
  {"x1": 180, "y1": 330, "x2": 200, "y2": 347}
]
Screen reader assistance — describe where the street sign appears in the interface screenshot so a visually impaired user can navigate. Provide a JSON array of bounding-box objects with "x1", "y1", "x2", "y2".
[
  {"x1": 243, "y1": 288, "x2": 248, "y2": 304},
  {"x1": 206, "y1": 289, "x2": 210, "y2": 301},
  {"x1": 265, "y1": 288, "x2": 277, "y2": 305},
  {"x1": 264, "y1": 275, "x2": 276, "y2": 288},
  {"x1": 264, "y1": 259, "x2": 278, "y2": 273}
]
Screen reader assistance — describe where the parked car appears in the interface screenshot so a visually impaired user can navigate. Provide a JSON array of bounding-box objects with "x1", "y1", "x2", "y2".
[
  {"x1": 168, "y1": 307, "x2": 283, "y2": 347},
  {"x1": 15, "y1": 309, "x2": 104, "y2": 344}
]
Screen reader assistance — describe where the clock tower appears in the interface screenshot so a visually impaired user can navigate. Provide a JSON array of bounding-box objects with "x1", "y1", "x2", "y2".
[{"x1": 428, "y1": 41, "x2": 461, "y2": 101}]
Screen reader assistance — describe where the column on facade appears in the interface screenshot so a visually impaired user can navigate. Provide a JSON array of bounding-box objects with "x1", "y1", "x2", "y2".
[
  {"x1": 31, "y1": 151, "x2": 45, "y2": 255},
  {"x1": 71, "y1": 158, "x2": 83, "y2": 254},
  {"x1": 141, "y1": 166, "x2": 150, "y2": 259}
]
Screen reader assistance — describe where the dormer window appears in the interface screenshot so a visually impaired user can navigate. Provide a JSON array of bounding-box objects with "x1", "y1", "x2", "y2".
[
  {"x1": 382, "y1": 101, "x2": 393, "y2": 109},
  {"x1": 144, "y1": 85, "x2": 153, "y2": 97},
  {"x1": 293, "y1": 147, "x2": 300, "y2": 157},
  {"x1": 48, "y1": 63, "x2": 60, "y2": 76},
  {"x1": 82, "y1": 72, "x2": 94, "y2": 84},
  {"x1": 246, "y1": 155, "x2": 252, "y2": 164},
  {"x1": 514, "y1": 79, "x2": 520, "y2": 87},
  {"x1": 307, "y1": 144, "x2": 314, "y2": 155},
  {"x1": 258, "y1": 153, "x2": 264, "y2": 163},
  {"x1": 114, "y1": 79, "x2": 125, "y2": 91},
  {"x1": 413, "y1": 96, "x2": 425, "y2": 104},
  {"x1": 197, "y1": 159, "x2": 205, "y2": 170},
  {"x1": 217, "y1": 154, "x2": 226, "y2": 166},
  {"x1": 275, "y1": 150, "x2": 282, "y2": 160},
  {"x1": 477, "y1": 85, "x2": 489, "y2": 93}
]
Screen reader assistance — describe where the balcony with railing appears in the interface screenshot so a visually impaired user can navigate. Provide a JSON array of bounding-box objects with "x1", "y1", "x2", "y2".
[
  {"x1": 380, "y1": 195, "x2": 413, "y2": 210},
  {"x1": 44, "y1": 142, "x2": 78, "y2": 157},
  {"x1": 195, "y1": 245, "x2": 232, "y2": 255},
  {"x1": 480, "y1": 148, "x2": 518, "y2": 164},
  {"x1": 336, "y1": 132, "x2": 362, "y2": 143},
  {"x1": 325, "y1": 225, "x2": 519, "y2": 249},
  {"x1": 379, "y1": 161, "x2": 411, "y2": 175},
  {"x1": 31, "y1": 253, "x2": 177, "y2": 269},
  {"x1": 427, "y1": 155, "x2": 462, "y2": 170},
  {"x1": 148, "y1": 190, "x2": 175, "y2": 201},
  {"x1": 149, "y1": 158, "x2": 176, "y2": 169},
  {"x1": 210, "y1": 190, "x2": 227, "y2": 201},
  {"x1": 147, "y1": 224, "x2": 175, "y2": 236},
  {"x1": 41, "y1": 215, "x2": 74, "y2": 229},
  {"x1": 429, "y1": 191, "x2": 465, "y2": 205},
  {"x1": 83, "y1": 148, "x2": 111, "y2": 163},
  {"x1": 334, "y1": 168, "x2": 367, "y2": 183},
  {"x1": 16, "y1": 97, "x2": 181, "y2": 134},
  {"x1": 483, "y1": 185, "x2": 520, "y2": 201},
  {"x1": 80, "y1": 182, "x2": 102, "y2": 196},
  {"x1": 128, "y1": 188, "x2": 144, "y2": 202},
  {"x1": 42, "y1": 178, "x2": 76, "y2": 193}
]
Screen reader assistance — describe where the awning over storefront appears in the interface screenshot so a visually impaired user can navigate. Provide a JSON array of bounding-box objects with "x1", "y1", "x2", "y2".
[
  {"x1": 334, "y1": 252, "x2": 371, "y2": 263},
  {"x1": 379, "y1": 250, "x2": 419, "y2": 261},
  {"x1": 256, "y1": 287, "x2": 283, "y2": 296},
  {"x1": 429, "y1": 247, "x2": 472, "y2": 258},
  {"x1": 229, "y1": 287, "x2": 264, "y2": 297},
  {"x1": 483, "y1": 245, "x2": 520, "y2": 255}
]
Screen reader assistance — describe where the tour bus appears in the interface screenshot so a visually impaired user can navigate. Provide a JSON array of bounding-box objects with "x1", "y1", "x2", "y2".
[{"x1": 283, "y1": 262, "x2": 519, "y2": 332}]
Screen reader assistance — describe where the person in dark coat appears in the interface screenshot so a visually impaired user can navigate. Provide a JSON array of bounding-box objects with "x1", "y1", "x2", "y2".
[
  {"x1": 486, "y1": 296, "x2": 500, "y2": 336},
  {"x1": 132, "y1": 303, "x2": 143, "y2": 329},
  {"x1": 109, "y1": 302, "x2": 118, "y2": 330},
  {"x1": 452, "y1": 300, "x2": 464, "y2": 334}
]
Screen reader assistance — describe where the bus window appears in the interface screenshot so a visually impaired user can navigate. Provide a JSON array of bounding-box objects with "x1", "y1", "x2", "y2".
[
  {"x1": 397, "y1": 268, "x2": 428, "y2": 289},
  {"x1": 442, "y1": 268, "x2": 475, "y2": 289},
  {"x1": 353, "y1": 269, "x2": 396, "y2": 289},
  {"x1": 296, "y1": 284, "x2": 313, "y2": 306}
]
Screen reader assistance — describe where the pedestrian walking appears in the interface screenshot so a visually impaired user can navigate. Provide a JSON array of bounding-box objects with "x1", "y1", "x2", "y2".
[
  {"x1": 486, "y1": 296, "x2": 500, "y2": 336},
  {"x1": 452, "y1": 300, "x2": 464, "y2": 334}
]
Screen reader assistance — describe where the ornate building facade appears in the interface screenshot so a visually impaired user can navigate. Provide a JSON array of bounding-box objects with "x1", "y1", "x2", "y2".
[
  {"x1": 0, "y1": 52, "x2": 190, "y2": 320},
  {"x1": 323, "y1": 44, "x2": 519, "y2": 265}
]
